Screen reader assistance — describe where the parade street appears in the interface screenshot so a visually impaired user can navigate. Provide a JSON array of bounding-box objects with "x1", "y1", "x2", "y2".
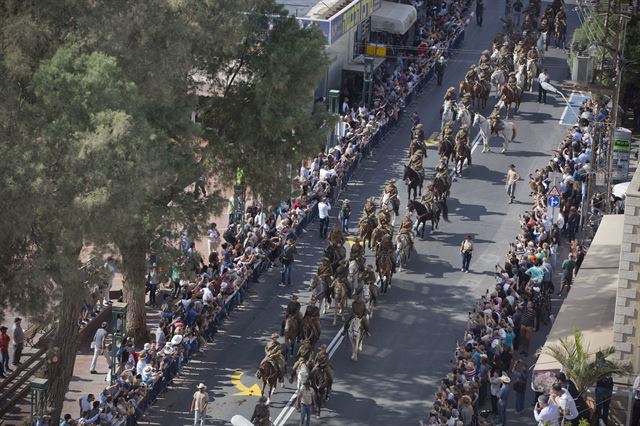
[{"x1": 147, "y1": 2, "x2": 577, "y2": 425}]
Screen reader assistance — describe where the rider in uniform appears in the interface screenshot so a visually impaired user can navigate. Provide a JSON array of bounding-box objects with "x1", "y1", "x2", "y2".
[
  {"x1": 464, "y1": 65, "x2": 478, "y2": 84},
  {"x1": 349, "y1": 237, "x2": 365, "y2": 269},
  {"x1": 327, "y1": 224, "x2": 345, "y2": 248},
  {"x1": 281, "y1": 294, "x2": 302, "y2": 337},
  {"x1": 363, "y1": 196, "x2": 377, "y2": 217},
  {"x1": 264, "y1": 333, "x2": 286, "y2": 383},
  {"x1": 478, "y1": 63, "x2": 491, "y2": 83},
  {"x1": 442, "y1": 122, "x2": 455, "y2": 141},
  {"x1": 359, "y1": 264, "x2": 378, "y2": 305},
  {"x1": 304, "y1": 298, "x2": 322, "y2": 338},
  {"x1": 398, "y1": 212, "x2": 415, "y2": 250},
  {"x1": 444, "y1": 87, "x2": 457, "y2": 102},
  {"x1": 290, "y1": 337, "x2": 313, "y2": 383},
  {"x1": 489, "y1": 105, "x2": 504, "y2": 134},
  {"x1": 413, "y1": 123, "x2": 425, "y2": 143},
  {"x1": 455, "y1": 126, "x2": 470, "y2": 146},
  {"x1": 539, "y1": 16, "x2": 550, "y2": 34},
  {"x1": 409, "y1": 149, "x2": 425, "y2": 178},
  {"x1": 342, "y1": 292, "x2": 370, "y2": 337},
  {"x1": 384, "y1": 178, "x2": 398, "y2": 200},
  {"x1": 376, "y1": 234, "x2": 396, "y2": 273},
  {"x1": 312, "y1": 344, "x2": 334, "y2": 398}
]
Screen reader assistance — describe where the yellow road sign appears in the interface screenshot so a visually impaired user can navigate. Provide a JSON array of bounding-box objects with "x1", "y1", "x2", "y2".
[{"x1": 232, "y1": 370, "x2": 261, "y2": 396}]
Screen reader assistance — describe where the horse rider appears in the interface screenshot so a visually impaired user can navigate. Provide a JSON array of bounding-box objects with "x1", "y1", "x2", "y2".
[
  {"x1": 461, "y1": 93, "x2": 473, "y2": 109},
  {"x1": 455, "y1": 126, "x2": 470, "y2": 147},
  {"x1": 311, "y1": 344, "x2": 334, "y2": 398},
  {"x1": 349, "y1": 237, "x2": 365, "y2": 268},
  {"x1": 342, "y1": 292, "x2": 371, "y2": 337},
  {"x1": 478, "y1": 63, "x2": 491, "y2": 83},
  {"x1": 409, "y1": 149, "x2": 425, "y2": 178},
  {"x1": 464, "y1": 65, "x2": 478, "y2": 84},
  {"x1": 384, "y1": 178, "x2": 399, "y2": 200},
  {"x1": 304, "y1": 298, "x2": 322, "y2": 338},
  {"x1": 398, "y1": 212, "x2": 415, "y2": 250},
  {"x1": 539, "y1": 15, "x2": 550, "y2": 34},
  {"x1": 444, "y1": 87, "x2": 457, "y2": 103},
  {"x1": 377, "y1": 209, "x2": 392, "y2": 230},
  {"x1": 490, "y1": 106, "x2": 505, "y2": 134},
  {"x1": 421, "y1": 184, "x2": 436, "y2": 208},
  {"x1": 555, "y1": 6, "x2": 566, "y2": 25},
  {"x1": 410, "y1": 112, "x2": 421, "y2": 130},
  {"x1": 317, "y1": 256, "x2": 333, "y2": 279},
  {"x1": 413, "y1": 122, "x2": 425, "y2": 143},
  {"x1": 522, "y1": 14, "x2": 536, "y2": 32},
  {"x1": 290, "y1": 338, "x2": 313, "y2": 382},
  {"x1": 264, "y1": 333, "x2": 286, "y2": 384},
  {"x1": 327, "y1": 224, "x2": 345, "y2": 248},
  {"x1": 376, "y1": 234, "x2": 396, "y2": 273},
  {"x1": 281, "y1": 294, "x2": 303, "y2": 337},
  {"x1": 363, "y1": 196, "x2": 377, "y2": 217},
  {"x1": 442, "y1": 122, "x2": 455, "y2": 140},
  {"x1": 359, "y1": 264, "x2": 378, "y2": 305},
  {"x1": 527, "y1": 46, "x2": 539, "y2": 62}
]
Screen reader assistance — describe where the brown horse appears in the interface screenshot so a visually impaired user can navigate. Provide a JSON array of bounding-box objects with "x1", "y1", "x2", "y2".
[
  {"x1": 358, "y1": 215, "x2": 376, "y2": 250},
  {"x1": 256, "y1": 360, "x2": 279, "y2": 398},
  {"x1": 331, "y1": 278, "x2": 349, "y2": 326},
  {"x1": 499, "y1": 85, "x2": 521, "y2": 118},
  {"x1": 303, "y1": 316, "x2": 321, "y2": 347},
  {"x1": 438, "y1": 136, "x2": 455, "y2": 165},
  {"x1": 283, "y1": 316, "x2": 300, "y2": 359},
  {"x1": 377, "y1": 253, "x2": 393, "y2": 294},
  {"x1": 454, "y1": 140, "x2": 471, "y2": 176},
  {"x1": 473, "y1": 80, "x2": 490, "y2": 110},
  {"x1": 431, "y1": 175, "x2": 451, "y2": 200}
]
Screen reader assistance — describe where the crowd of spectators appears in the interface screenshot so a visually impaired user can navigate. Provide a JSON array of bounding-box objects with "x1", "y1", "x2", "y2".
[{"x1": 419, "y1": 74, "x2": 605, "y2": 426}]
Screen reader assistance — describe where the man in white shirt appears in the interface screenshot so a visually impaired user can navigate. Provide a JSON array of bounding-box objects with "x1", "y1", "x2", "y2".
[
  {"x1": 318, "y1": 197, "x2": 331, "y2": 239},
  {"x1": 538, "y1": 68, "x2": 550, "y2": 104},
  {"x1": 534, "y1": 394, "x2": 560, "y2": 426},
  {"x1": 202, "y1": 283, "x2": 215, "y2": 305},
  {"x1": 341, "y1": 97, "x2": 350, "y2": 114},
  {"x1": 299, "y1": 161, "x2": 310, "y2": 180},
  {"x1": 90, "y1": 322, "x2": 112, "y2": 374},
  {"x1": 551, "y1": 384, "x2": 579, "y2": 422}
]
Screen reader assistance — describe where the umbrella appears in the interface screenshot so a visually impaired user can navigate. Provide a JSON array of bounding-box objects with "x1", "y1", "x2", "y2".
[{"x1": 612, "y1": 181, "x2": 631, "y2": 198}]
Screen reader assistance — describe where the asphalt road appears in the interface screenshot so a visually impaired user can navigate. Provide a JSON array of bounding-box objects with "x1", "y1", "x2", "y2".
[{"x1": 147, "y1": 2, "x2": 579, "y2": 425}]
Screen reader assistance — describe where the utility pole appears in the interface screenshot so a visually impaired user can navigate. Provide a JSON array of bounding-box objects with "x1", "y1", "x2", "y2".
[{"x1": 605, "y1": 11, "x2": 628, "y2": 212}]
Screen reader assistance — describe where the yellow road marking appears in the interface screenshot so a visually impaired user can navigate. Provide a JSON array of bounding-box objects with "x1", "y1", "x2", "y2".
[{"x1": 231, "y1": 370, "x2": 261, "y2": 396}]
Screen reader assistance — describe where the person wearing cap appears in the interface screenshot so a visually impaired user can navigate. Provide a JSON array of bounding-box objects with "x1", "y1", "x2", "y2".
[
  {"x1": 339, "y1": 199, "x2": 351, "y2": 234},
  {"x1": 280, "y1": 238, "x2": 297, "y2": 287},
  {"x1": 281, "y1": 295, "x2": 302, "y2": 337},
  {"x1": 343, "y1": 292, "x2": 371, "y2": 337},
  {"x1": 90, "y1": 322, "x2": 112, "y2": 374},
  {"x1": 11, "y1": 317, "x2": 24, "y2": 367},
  {"x1": 251, "y1": 396, "x2": 271, "y2": 426},
  {"x1": 0, "y1": 325, "x2": 10, "y2": 377},
  {"x1": 318, "y1": 197, "x2": 331, "y2": 239},
  {"x1": 534, "y1": 394, "x2": 560, "y2": 426},
  {"x1": 505, "y1": 164, "x2": 520, "y2": 203},
  {"x1": 190, "y1": 383, "x2": 209, "y2": 426}
]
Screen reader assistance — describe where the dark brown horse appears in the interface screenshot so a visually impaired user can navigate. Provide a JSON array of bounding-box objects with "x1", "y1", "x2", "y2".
[
  {"x1": 303, "y1": 316, "x2": 320, "y2": 347},
  {"x1": 256, "y1": 360, "x2": 279, "y2": 398},
  {"x1": 403, "y1": 165, "x2": 423, "y2": 200},
  {"x1": 310, "y1": 366, "x2": 331, "y2": 418},
  {"x1": 459, "y1": 79, "x2": 474, "y2": 101},
  {"x1": 500, "y1": 85, "x2": 521, "y2": 118},
  {"x1": 358, "y1": 215, "x2": 376, "y2": 250},
  {"x1": 431, "y1": 175, "x2": 451, "y2": 200},
  {"x1": 473, "y1": 80, "x2": 490, "y2": 110},
  {"x1": 438, "y1": 136, "x2": 455, "y2": 165},
  {"x1": 454, "y1": 140, "x2": 472, "y2": 176}
]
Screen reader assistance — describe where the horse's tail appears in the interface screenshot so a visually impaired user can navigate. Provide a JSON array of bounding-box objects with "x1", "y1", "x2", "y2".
[
  {"x1": 511, "y1": 125, "x2": 517, "y2": 142},
  {"x1": 442, "y1": 199, "x2": 450, "y2": 222}
]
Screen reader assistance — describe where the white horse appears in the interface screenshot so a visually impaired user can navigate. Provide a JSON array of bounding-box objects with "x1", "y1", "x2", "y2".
[
  {"x1": 296, "y1": 362, "x2": 310, "y2": 393},
  {"x1": 490, "y1": 68, "x2": 507, "y2": 95},
  {"x1": 395, "y1": 233, "x2": 412, "y2": 271},
  {"x1": 380, "y1": 193, "x2": 397, "y2": 225},
  {"x1": 457, "y1": 103, "x2": 472, "y2": 129},
  {"x1": 441, "y1": 100, "x2": 455, "y2": 132},
  {"x1": 348, "y1": 316, "x2": 365, "y2": 361},
  {"x1": 473, "y1": 112, "x2": 517, "y2": 153},
  {"x1": 348, "y1": 259, "x2": 360, "y2": 293},
  {"x1": 490, "y1": 48, "x2": 502, "y2": 64},
  {"x1": 537, "y1": 33, "x2": 546, "y2": 58},
  {"x1": 515, "y1": 64, "x2": 526, "y2": 92}
]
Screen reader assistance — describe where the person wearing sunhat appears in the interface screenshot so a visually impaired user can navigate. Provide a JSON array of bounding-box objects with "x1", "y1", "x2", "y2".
[
  {"x1": 303, "y1": 298, "x2": 321, "y2": 340},
  {"x1": 497, "y1": 375, "x2": 511, "y2": 426},
  {"x1": 339, "y1": 199, "x2": 351, "y2": 234},
  {"x1": 263, "y1": 333, "x2": 286, "y2": 383},
  {"x1": 281, "y1": 295, "x2": 302, "y2": 337},
  {"x1": 190, "y1": 383, "x2": 208, "y2": 426}
]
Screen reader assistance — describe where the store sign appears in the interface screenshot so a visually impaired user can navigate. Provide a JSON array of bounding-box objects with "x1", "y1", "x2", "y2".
[
  {"x1": 612, "y1": 128, "x2": 632, "y2": 182},
  {"x1": 297, "y1": 0, "x2": 381, "y2": 45}
]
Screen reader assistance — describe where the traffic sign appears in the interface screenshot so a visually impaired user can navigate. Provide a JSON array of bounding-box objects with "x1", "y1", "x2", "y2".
[
  {"x1": 547, "y1": 185, "x2": 560, "y2": 197},
  {"x1": 548, "y1": 195, "x2": 560, "y2": 208}
]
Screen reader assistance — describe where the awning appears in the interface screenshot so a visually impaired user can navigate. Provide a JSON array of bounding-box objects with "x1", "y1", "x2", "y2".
[
  {"x1": 532, "y1": 215, "x2": 622, "y2": 392},
  {"x1": 370, "y1": 1, "x2": 417, "y2": 34},
  {"x1": 342, "y1": 55, "x2": 386, "y2": 73}
]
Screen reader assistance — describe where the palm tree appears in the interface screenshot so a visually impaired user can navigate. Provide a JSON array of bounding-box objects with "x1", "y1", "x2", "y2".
[{"x1": 541, "y1": 328, "x2": 631, "y2": 395}]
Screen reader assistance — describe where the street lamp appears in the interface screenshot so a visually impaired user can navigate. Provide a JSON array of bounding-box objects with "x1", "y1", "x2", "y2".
[
  {"x1": 30, "y1": 378, "x2": 48, "y2": 425},
  {"x1": 540, "y1": 81, "x2": 581, "y2": 123},
  {"x1": 111, "y1": 302, "x2": 127, "y2": 384}
]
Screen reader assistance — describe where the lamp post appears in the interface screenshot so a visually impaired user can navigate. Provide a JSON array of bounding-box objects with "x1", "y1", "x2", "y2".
[
  {"x1": 111, "y1": 302, "x2": 127, "y2": 385},
  {"x1": 327, "y1": 89, "x2": 340, "y2": 154},
  {"x1": 30, "y1": 378, "x2": 48, "y2": 425}
]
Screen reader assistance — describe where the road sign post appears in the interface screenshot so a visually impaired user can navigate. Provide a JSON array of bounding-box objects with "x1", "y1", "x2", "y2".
[{"x1": 547, "y1": 184, "x2": 561, "y2": 225}]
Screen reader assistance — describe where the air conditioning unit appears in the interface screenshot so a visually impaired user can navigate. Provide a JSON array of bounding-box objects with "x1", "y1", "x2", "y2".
[{"x1": 571, "y1": 55, "x2": 593, "y2": 85}]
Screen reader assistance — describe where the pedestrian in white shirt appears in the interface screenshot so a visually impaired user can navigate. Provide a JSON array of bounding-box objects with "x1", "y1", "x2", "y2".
[
  {"x1": 550, "y1": 384, "x2": 579, "y2": 422},
  {"x1": 207, "y1": 223, "x2": 219, "y2": 255},
  {"x1": 505, "y1": 164, "x2": 520, "y2": 204},
  {"x1": 89, "y1": 322, "x2": 112, "y2": 374},
  {"x1": 299, "y1": 161, "x2": 310, "y2": 180},
  {"x1": 318, "y1": 198, "x2": 331, "y2": 239},
  {"x1": 538, "y1": 68, "x2": 550, "y2": 104},
  {"x1": 534, "y1": 394, "x2": 560, "y2": 426}
]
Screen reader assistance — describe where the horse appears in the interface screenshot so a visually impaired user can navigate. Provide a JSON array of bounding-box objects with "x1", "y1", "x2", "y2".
[
  {"x1": 454, "y1": 139, "x2": 471, "y2": 176},
  {"x1": 538, "y1": 31, "x2": 548, "y2": 56},
  {"x1": 302, "y1": 316, "x2": 320, "y2": 348},
  {"x1": 309, "y1": 274, "x2": 331, "y2": 315},
  {"x1": 283, "y1": 316, "x2": 299, "y2": 360},
  {"x1": 331, "y1": 278, "x2": 349, "y2": 326},
  {"x1": 324, "y1": 244, "x2": 345, "y2": 273},
  {"x1": 256, "y1": 360, "x2": 279, "y2": 399},
  {"x1": 555, "y1": 19, "x2": 566, "y2": 49},
  {"x1": 295, "y1": 362, "x2": 310, "y2": 393},
  {"x1": 407, "y1": 199, "x2": 449, "y2": 237},
  {"x1": 381, "y1": 194, "x2": 399, "y2": 225},
  {"x1": 526, "y1": 58, "x2": 538, "y2": 92},
  {"x1": 395, "y1": 233, "x2": 412, "y2": 270},
  {"x1": 457, "y1": 104, "x2": 472, "y2": 129},
  {"x1": 499, "y1": 84, "x2": 520, "y2": 119},
  {"x1": 309, "y1": 366, "x2": 330, "y2": 418},
  {"x1": 376, "y1": 252, "x2": 393, "y2": 294},
  {"x1": 438, "y1": 136, "x2": 455, "y2": 165},
  {"x1": 358, "y1": 215, "x2": 376, "y2": 250},
  {"x1": 370, "y1": 226, "x2": 386, "y2": 252},
  {"x1": 348, "y1": 316, "x2": 366, "y2": 362},
  {"x1": 490, "y1": 68, "x2": 507, "y2": 94},
  {"x1": 403, "y1": 164, "x2": 423, "y2": 200},
  {"x1": 473, "y1": 112, "x2": 517, "y2": 153},
  {"x1": 348, "y1": 259, "x2": 361, "y2": 294},
  {"x1": 473, "y1": 80, "x2": 490, "y2": 110},
  {"x1": 459, "y1": 79, "x2": 474, "y2": 101},
  {"x1": 441, "y1": 100, "x2": 455, "y2": 132},
  {"x1": 431, "y1": 174, "x2": 451, "y2": 200}
]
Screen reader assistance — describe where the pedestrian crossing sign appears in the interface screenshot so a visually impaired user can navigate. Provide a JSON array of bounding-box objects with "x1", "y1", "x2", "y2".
[{"x1": 547, "y1": 185, "x2": 560, "y2": 197}]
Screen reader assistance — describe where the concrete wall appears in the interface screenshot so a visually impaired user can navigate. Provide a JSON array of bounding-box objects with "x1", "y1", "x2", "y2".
[
  {"x1": 612, "y1": 166, "x2": 640, "y2": 371},
  {"x1": 325, "y1": 27, "x2": 357, "y2": 95}
]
